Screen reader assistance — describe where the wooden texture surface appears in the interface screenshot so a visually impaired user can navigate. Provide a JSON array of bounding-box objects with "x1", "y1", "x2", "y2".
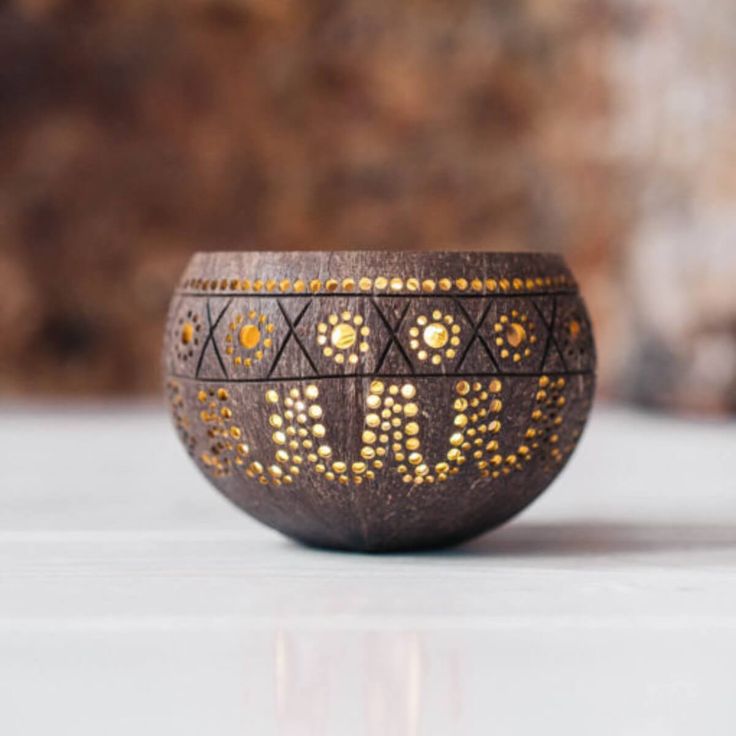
[
  {"x1": 1, "y1": 405, "x2": 735, "y2": 734},
  {"x1": 164, "y1": 252, "x2": 595, "y2": 550}
]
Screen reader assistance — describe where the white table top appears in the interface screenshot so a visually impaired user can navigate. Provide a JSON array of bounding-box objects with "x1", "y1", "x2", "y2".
[{"x1": 1, "y1": 405, "x2": 735, "y2": 735}]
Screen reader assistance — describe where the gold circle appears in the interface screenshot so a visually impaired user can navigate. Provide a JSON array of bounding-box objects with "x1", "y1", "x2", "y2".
[
  {"x1": 456, "y1": 380, "x2": 470, "y2": 396},
  {"x1": 305, "y1": 385, "x2": 319, "y2": 400},
  {"x1": 422, "y1": 322, "x2": 449, "y2": 349},
  {"x1": 181, "y1": 322, "x2": 194, "y2": 345},
  {"x1": 330, "y1": 323, "x2": 357, "y2": 350},
  {"x1": 505, "y1": 322, "x2": 527, "y2": 348},
  {"x1": 238, "y1": 324, "x2": 261, "y2": 350}
]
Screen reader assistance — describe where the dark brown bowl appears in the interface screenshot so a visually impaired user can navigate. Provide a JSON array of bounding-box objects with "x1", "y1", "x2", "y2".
[{"x1": 164, "y1": 251, "x2": 596, "y2": 551}]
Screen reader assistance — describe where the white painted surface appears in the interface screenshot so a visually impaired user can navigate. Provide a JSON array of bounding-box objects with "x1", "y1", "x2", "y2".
[{"x1": 0, "y1": 405, "x2": 735, "y2": 735}]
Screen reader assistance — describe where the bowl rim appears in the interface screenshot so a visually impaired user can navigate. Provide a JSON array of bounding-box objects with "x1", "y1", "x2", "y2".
[{"x1": 191, "y1": 249, "x2": 564, "y2": 258}]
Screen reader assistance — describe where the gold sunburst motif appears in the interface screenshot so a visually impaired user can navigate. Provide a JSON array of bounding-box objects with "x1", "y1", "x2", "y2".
[
  {"x1": 224, "y1": 310, "x2": 275, "y2": 367},
  {"x1": 316, "y1": 311, "x2": 370, "y2": 365},
  {"x1": 408, "y1": 310, "x2": 461, "y2": 365},
  {"x1": 175, "y1": 310, "x2": 202, "y2": 363},
  {"x1": 493, "y1": 310, "x2": 537, "y2": 363}
]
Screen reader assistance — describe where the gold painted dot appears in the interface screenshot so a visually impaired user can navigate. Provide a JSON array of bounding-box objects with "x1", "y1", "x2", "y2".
[
  {"x1": 405, "y1": 422, "x2": 419, "y2": 436},
  {"x1": 455, "y1": 278, "x2": 468, "y2": 291},
  {"x1": 181, "y1": 322, "x2": 194, "y2": 345},
  {"x1": 439, "y1": 278, "x2": 452, "y2": 291},
  {"x1": 265, "y1": 390, "x2": 279, "y2": 404},
  {"x1": 317, "y1": 445, "x2": 332, "y2": 458},
  {"x1": 422, "y1": 279, "x2": 436, "y2": 293},
  {"x1": 238, "y1": 324, "x2": 261, "y2": 350},
  {"x1": 489, "y1": 379, "x2": 502, "y2": 393},
  {"x1": 403, "y1": 402, "x2": 418, "y2": 417},
  {"x1": 312, "y1": 423, "x2": 326, "y2": 438},
  {"x1": 423, "y1": 322, "x2": 449, "y2": 349},
  {"x1": 359, "y1": 277, "x2": 372, "y2": 290},
  {"x1": 305, "y1": 385, "x2": 319, "y2": 400},
  {"x1": 269, "y1": 415, "x2": 282, "y2": 429},
  {"x1": 505, "y1": 322, "x2": 527, "y2": 349},
  {"x1": 389, "y1": 277, "x2": 403, "y2": 291},
  {"x1": 374, "y1": 276, "x2": 388, "y2": 290},
  {"x1": 366, "y1": 394, "x2": 381, "y2": 410},
  {"x1": 217, "y1": 388, "x2": 229, "y2": 401},
  {"x1": 406, "y1": 278, "x2": 419, "y2": 291},
  {"x1": 330, "y1": 323, "x2": 357, "y2": 350},
  {"x1": 456, "y1": 380, "x2": 470, "y2": 396},
  {"x1": 400, "y1": 384, "x2": 416, "y2": 400},
  {"x1": 370, "y1": 380, "x2": 385, "y2": 395}
]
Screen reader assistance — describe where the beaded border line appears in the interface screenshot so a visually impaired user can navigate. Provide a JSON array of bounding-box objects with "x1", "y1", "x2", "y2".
[{"x1": 179, "y1": 274, "x2": 576, "y2": 296}]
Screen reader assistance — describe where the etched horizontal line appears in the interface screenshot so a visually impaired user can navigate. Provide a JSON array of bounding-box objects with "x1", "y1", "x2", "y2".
[{"x1": 169, "y1": 370, "x2": 594, "y2": 384}]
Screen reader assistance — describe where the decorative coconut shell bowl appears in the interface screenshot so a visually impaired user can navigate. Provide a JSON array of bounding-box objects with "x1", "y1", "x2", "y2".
[{"x1": 164, "y1": 251, "x2": 595, "y2": 552}]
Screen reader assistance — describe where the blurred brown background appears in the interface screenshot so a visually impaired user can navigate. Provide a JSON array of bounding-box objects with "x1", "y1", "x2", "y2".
[{"x1": 1, "y1": 0, "x2": 735, "y2": 412}]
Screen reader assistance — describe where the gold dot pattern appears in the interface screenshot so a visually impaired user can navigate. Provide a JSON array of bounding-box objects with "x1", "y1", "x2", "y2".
[
  {"x1": 316, "y1": 311, "x2": 370, "y2": 365},
  {"x1": 265, "y1": 384, "x2": 368, "y2": 485},
  {"x1": 224, "y1": 310, "x2": 275, "y2": 368},
  {"x1": 195, "y1": 387, "x2": 250, "y2": 478},
  {"x1": 408, "y1": 310, "x2": 461, "y2": 366},
  {"x1": 522, "y1": 375, "x2": 569, "y2": 469},
  {"x1": 364, "y1": 380, "x2": 464, "y2": 486},
  {"x1": 181, "y1": 274, "x2": 575, "y2": 295},
  {"x1": 493, "y1": 310, "x2": 537, "y2": 363},
  {"x1": 450, "y1": 379, "x2": 511, "y2": 479},
  {"x1": 174, "y1": 310, "x2": 202, "y2": 362},
  {"x1": 560, "y1": 311, "x2": 591, "y2": 368},
  {"x1": 192, "y1": 376, "x2": 578, "y2": 488}
]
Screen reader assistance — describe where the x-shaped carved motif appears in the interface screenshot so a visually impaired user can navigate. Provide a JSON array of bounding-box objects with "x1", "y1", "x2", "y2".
[
  {"x1": 268, "y1": 300, "x2": 316, "y2": 377},
  {"x1": 530, "y1": 297, "x2": 569, "y2": 373},
  {"x1": 371, "y1": 299, "x2": 414, "y2": 375},
  {"x1": 453, "y1": 298, "x2": 499, "y2": 373},
  {"x1": 196, "y1": 298, "x2": 233, "y2": 379}
]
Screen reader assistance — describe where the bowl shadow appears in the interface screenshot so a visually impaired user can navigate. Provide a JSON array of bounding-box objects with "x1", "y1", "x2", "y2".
[{"x1": 439, "y1": 519, "x2": 736, "y2": 559}]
